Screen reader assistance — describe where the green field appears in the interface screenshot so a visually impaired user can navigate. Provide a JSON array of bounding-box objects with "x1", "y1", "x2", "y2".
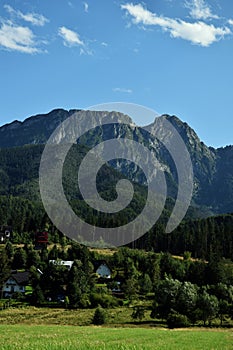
[
  {"x1": 0, "y1": 325, "x2": 232, "y2": 350},
  {"x1": 0, "y1": 307, "x2": 232, "y2": 349}
]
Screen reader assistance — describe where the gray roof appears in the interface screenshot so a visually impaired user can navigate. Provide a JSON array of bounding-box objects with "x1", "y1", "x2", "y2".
[{"x1": 11, "y1": 271, "x2": 30, "y2": 285}]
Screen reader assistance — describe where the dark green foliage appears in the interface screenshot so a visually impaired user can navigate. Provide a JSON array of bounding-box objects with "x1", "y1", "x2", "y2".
[
  {"x1": 139, "y1": 273, "x2": 152, "y2": 294},
  {"x1": 122, "y1": 277, "x2": 139, "y2": 302},
  {"x1": 0, "y1": 142, "x2": 148, "y2": 237},
  {"x1": 196, "y1": 290, "x2": 219, "y2": 325},
  {"x1": 167, "y1": 311, "x2": 190, "y2": 328},
  {"x1": 26, "y1": 248, "x2": 40, "y2": 268},
  {"x1": 206, "y1": 254, "x2": 229, "y2": 285},
  {"x1": 218, "y1": 300, "x2": 230, "y2": 325},
  {"x1": 40, "y1": 263, "x2": 68, "y2": 301},
  {"x1": 209, "y1": 283, "x2": 233, "y2": 305},
  {"x1": 131, "y1": 306, "x2": 145, "y2": 321},
  {"x1": 5, "y1": 241, "x2": 14, "y2": 260},
  {"x1": 186, "y1": 260, "x2": 206, "y2": 286},
  {"x1": 0, "y1": 249, "x2": 10, "y2": 292},
  {"x1": 92, "y1": 306, "x2": 107, "y2": 325},
  {"x1": 66, "y1": 260, "x2": 93, "y2": 308},
  {"x1": 152, "y1": 277, "x2": 182, "y2": 319},
  {"x1": 89, "y1": 292, "x2": 118, "y2": 308},
  {"x1": 0, "y1": 196, "x2": 46, "y2": 236},
  {"x1": 12, "y1": 248, "x2": 27, "y2": 269},
  {"x1": 31, "y1": 285, "x2": 45, "y2": 306},
  {"x1": 160, "y1": 252, "x2": 185, "y2": 280},
  {"x1": 135, "y1": 214, "x2": 233, "y2": 261},
  {"x1": 176, "y1": 281, "x2": 198, "y2": 317}
]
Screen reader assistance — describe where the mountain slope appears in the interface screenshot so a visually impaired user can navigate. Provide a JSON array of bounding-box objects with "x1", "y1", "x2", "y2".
[{"x1": 0, "y1": 109, "x2": 232, "y2": 214}]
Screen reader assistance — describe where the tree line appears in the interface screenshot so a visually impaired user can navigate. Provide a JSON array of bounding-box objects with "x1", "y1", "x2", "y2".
[{"x1": 0, "y1": 194, "x2": 232, "y2": 261}]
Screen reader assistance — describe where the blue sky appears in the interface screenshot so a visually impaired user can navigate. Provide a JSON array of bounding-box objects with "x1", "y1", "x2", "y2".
[{"x1": 0, "y1": 0, "x2": 232, "y2": 147}]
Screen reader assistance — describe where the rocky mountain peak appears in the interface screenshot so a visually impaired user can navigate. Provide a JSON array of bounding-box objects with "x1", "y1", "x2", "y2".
[{"x1": 0, "y1": 108, "x2": 232, "y2": 214}]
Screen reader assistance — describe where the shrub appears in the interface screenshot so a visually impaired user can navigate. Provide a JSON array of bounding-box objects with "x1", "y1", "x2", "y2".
[
  {"x1": 90, "y1": 292, "x2": 118, "y2": 308},
  {"x1": 167, "y1": 311, "x2": 190, "y2": 328},
  {"x1": 92, "y1": 306, "x2": 107, "y2": 325},
  {"x1": 131, "y1": 306, "x2": 145, "y2": 321}
]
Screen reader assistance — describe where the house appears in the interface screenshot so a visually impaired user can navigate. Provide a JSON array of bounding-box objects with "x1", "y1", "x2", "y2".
[
  {"x1": 2, "y1": 271, "x2": 30, "y2": 298},
  {"x1": 95, "y1": 261, "x2": 112, "y2": 279},
  {"x1": 49, "y1": 260, "x2": 74, "y2": 270}
]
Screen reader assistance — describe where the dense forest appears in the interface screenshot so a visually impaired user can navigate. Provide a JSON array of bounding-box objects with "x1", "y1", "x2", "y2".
[{"x1": 0, "y1": 144, "x2": 232, "y2": 260}]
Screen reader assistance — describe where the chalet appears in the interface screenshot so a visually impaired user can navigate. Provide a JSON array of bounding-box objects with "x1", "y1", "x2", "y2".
[
  {"x1": 2, "y1": 271, "x2": 30, "y2": 298},
  {"x1": 95, "y1": 261, "x2": 112, "y2": 279}
]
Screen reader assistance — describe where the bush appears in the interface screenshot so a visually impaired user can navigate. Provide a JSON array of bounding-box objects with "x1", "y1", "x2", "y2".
[
  {"x1": 92, "y1": 306, "x2": 107, "y2": 325},
  {"x1": 90, "y1": 292, "x2": 118, "y2": 308},
  {"x1": 167, "y1": 311, "x2": 190, "y2": 328},
  {"x1": 131, "y1": 306, "x2": 145, "y2": 321}
]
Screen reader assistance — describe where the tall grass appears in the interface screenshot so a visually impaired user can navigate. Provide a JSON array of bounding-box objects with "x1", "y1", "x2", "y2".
[{"x1": 0, "y1": 325, "x2": 232, "y2": 350}]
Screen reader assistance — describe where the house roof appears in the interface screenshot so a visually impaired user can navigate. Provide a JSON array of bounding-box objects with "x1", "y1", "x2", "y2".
[
  {"x1": 93, "y1": 260, "x2": 111, "y2": 271},
  {"x1": 49, "y1": 260, "x2": 74, "y2": 269},
  {"x1": 11, "y1": 271, "x2": 30, "y2": 285}
]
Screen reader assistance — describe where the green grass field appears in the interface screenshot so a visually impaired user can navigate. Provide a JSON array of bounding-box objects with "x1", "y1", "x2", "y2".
[
  {"x1": 0, "y1": 325, "x2": 232, "y2": 350},
  {"x1": 0, "y1": 307, "x2": 232, "y2": 349}
]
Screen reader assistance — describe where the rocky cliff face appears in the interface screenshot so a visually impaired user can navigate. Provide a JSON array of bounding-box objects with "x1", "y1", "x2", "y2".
[
  {"x1": 0, "y1": 109, "x2": 73, "y2": 147},
  {"x1": 0, "y1": 109, "x2": 232, "y2": 214}
]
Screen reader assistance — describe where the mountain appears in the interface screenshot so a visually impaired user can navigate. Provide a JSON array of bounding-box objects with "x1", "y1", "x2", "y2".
[
  {"x1": 0, "y1": 109, "x2": 74, "y2": 148},
  {"x1": 0, "y1": 108, "x2": 232, "y2": 215}
]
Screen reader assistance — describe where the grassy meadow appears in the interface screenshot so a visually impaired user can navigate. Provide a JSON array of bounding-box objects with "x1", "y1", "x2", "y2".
[
  {"x1": 0, "y1": 325, "x2": 232, "y2": 350},
  {"x1": 0, "y1": 307, "x2": 232, "y2": 349}
]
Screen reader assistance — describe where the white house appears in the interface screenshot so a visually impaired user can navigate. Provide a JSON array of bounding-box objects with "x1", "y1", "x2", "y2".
[
  {"x1": 96, "y1": 262, "x2": 111, "y2": 279},
  {"x1": 2, "y1": 271, "x2": 30, "y2": 298},
  {"x1": 49, "y1": 260, "x2": 74, "y2": 270}
]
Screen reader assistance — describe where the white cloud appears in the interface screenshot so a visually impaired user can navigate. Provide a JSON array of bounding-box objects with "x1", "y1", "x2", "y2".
[
  {"x1": 0, "y1": 20, "x2": 40, "y2": 53},
  {"x1": 58, "y1": 26, "x2": 92, "y2": 55},
  {"x1": 80, "y1": 47, "x2": 93, "y2": 56},
  {"x1": 121, "y1": 3, "x2": 231, "y2": 47},
  {"x1": 83, "y1": 2, "x2": 89, "y2": 13},
  {"x1": 113, "y1": 87, "x2": 133, "y2": 93},
  {"x1": 185, "y1": 0, "x2": 218, "y2": 20},
  {"x1": 228, "y1": 19, "x2": 233, "y2": 26},
  {"x1": 4, "y1": 5, "x2": 49, "y2": 26},
  {"x1": 58, "y1": 26, "x2": 84, "y2": 47},
  {"x1": 101, "y1": 42, "x2": 108, "y2": 47}
]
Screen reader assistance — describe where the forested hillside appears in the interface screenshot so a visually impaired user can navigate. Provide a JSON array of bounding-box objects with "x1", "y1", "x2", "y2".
[{"x1": 0, "y1": 109, "x2": 232, "y2": 260}]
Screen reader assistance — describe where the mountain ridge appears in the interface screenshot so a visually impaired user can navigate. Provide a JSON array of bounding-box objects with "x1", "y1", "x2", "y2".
[{"x1": 0, "y1": 108, "x2": 232, "y2": 215}]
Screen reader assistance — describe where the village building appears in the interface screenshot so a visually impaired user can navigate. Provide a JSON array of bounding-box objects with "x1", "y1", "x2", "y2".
[
  {"x1": 95, "y1": 261, "x2": 112, "y2": 279},
  {"x1": 2, "y1": 271, "x2": 30, "y2": 298}
]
